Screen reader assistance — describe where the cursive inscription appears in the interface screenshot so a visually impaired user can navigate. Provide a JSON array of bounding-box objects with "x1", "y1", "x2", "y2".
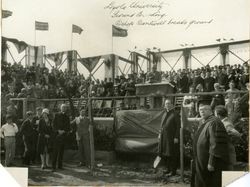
[{"x1": 104, "y1": 1, "x2": 214, "y2": 29}]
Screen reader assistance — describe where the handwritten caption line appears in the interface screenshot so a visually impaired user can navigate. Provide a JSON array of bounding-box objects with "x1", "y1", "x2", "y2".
[{"x1": 104, "y1": 1, "x2": 214, "y2": 29}]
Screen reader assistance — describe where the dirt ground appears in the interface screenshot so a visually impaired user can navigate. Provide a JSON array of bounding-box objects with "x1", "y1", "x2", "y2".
[{"x1": 26, "y1": 161, "x2": 190, "y2": 186}]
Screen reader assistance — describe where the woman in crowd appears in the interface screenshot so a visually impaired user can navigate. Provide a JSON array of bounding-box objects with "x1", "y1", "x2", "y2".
[{"x1": 37, "y1": 108, "x2": 53, "y2": 169}]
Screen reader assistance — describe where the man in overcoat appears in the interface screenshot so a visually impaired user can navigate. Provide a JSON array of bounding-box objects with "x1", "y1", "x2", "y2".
[
  {"x1": 51, "y1": 104, "x2": 70, "y2": 172},
  {"x1": 193, "y1": 104, "x2": 232, "y2": 187},
  {"x1": 158, "y1": 99, "x2": 180, "y2": 176},
  {"x1": 20, "y1": 111, "x2": 35, "y2": 165}
]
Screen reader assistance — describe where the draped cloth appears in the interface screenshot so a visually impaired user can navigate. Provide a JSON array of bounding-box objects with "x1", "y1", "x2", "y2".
[
  {"x1": 78, "y1": 54, "x2": 111, "y2": 72},
  {"x1": 2, "y1": 36, "x2": 28, "y2": 53},
  {"x1": 78, "y1": 56, "x2": 101, "y2": 72},
  {"x1": 45, "y1": 51, "x2": 66, "y2": 67}
]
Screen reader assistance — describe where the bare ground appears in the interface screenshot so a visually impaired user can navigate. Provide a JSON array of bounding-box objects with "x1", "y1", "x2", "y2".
[{"x1": 26, "y1": 161, "x2": 190, "y2": 186}]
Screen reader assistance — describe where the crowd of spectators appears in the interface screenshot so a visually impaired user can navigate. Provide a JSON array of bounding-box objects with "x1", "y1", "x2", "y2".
[
  {"x1": 1, "y1": 60, "x2": 249, "y2": 100},
  {"x1": 1, "y1": 60, "x2": 249, "y2": 118}
]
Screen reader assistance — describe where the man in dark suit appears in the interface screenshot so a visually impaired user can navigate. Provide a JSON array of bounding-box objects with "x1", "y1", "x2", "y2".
[
  {"x1": 192, "y1": 70, "x2": 204, "y2": 89},
  {"x1": 193, "y1": 104, "x2": 232, "y2": 187},
  {"x1": 204, "y1": 71, "x2": 215, "y2": 92},
  {"x1": 158, "y1": 99, "x2": 180, "y2": 176},
  {"x1": 31, "y1": 107, "x2": 43, "y2": 163},
  {"x1": 52, "y1": 104, "x2": 70, "y2": 172},
  {"x1": 20, "y1": 111, "x2": 35, "y2": 165}
]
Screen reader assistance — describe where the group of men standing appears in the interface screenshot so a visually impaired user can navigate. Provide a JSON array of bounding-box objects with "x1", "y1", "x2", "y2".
[
  {"x1": 158, "y1": 99, "x2": 238, "y2": 187},
  {"x1": 1, "y1": 104, "x2": 91, "y2": 172}
]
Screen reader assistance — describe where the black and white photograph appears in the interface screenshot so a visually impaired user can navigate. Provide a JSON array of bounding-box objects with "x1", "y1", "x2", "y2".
[{"x1": 1, "y1": 0, "x2": 249, "y2": 186}]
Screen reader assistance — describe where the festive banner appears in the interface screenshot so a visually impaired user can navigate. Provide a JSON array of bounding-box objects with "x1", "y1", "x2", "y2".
[
  {"x1": 2, "y1": 37, "x2": 28, "y2": 53},
  {"x1": 2, "y1": 10, "x2": 12, "y2": 18},
  {"x1": 112, "y1": 25, "x2": 128, "y2": 37},
  {"x1": 72, "y1": 24, "x2": 83, "y2": 34},
  {"x1": 78, "y1": 56, "x2": 101, "y2": 72},
  {"x1": 45, "y1": 51, "x2": 65, "y2": 66},
  {"x1": 35, "y1": 21, "x2": 49, "y2": 30}
]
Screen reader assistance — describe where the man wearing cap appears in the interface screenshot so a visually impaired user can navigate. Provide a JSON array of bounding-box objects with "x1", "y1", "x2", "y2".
[
  {"x1": 193, "y1": 104, "x2": 232, "y2": 187},
  {"x1": 71, "y1": 108, "x2": 91, "y2": 168},
  {"x1": 20, "y1": 111, "x2": 35, "y2": 165},
  {"x1": 0, "y1": 115, "x2": 18, "y2": 166},
  {"x1": 52, "y1": 104, "x2": 70, "y2": 171}
]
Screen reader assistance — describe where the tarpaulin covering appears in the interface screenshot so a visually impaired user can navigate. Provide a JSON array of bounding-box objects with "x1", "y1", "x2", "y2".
[{"x1": 114, "y1": 109, "x2": 164, "y2": 153}]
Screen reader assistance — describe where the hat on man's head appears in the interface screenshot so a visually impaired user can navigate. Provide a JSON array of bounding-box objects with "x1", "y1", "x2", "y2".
[
  {"x1": 42, "y1": 108, "x2": 49, "y2": 115},
  {"x1": 26, "y1": 111, "x2": 33, "y2": 116},
  {"x1": 36, "y1": 107, "x2": 43, "y2": 111}
]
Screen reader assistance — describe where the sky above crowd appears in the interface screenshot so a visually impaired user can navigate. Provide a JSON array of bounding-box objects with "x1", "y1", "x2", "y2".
[{"x1": 2, "y1": 0, "x2": 250, "y2": 76}]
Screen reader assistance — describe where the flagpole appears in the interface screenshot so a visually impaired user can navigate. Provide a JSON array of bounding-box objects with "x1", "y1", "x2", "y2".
[
  {"x1": 71, "y1": 32, "x2": 73, "y2": 50},
  {"x1": 34, "y1": 28, "x2": 36, "y2": 46},
  {"x1": 112, "y1": 36, "x2": 113, "y2": 53}
]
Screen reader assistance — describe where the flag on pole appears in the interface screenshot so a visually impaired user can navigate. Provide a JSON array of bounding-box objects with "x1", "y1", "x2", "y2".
[
  {"x1": 72, "y1": 24, "x2": 83, "y2": 34},
  {"x1": 112, "y1": 25, "x2": 128, "y2": 37},
  {"x1": 2, "y1": 10, "x2": 12, "y2": 18},
  {"x1": 35, "y1": 21, "x2": 49, "y2": 31}
]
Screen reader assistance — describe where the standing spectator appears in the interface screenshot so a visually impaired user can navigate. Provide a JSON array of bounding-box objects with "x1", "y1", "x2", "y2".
[
  {"x1": 211, "y1": 83, "x2": 225, "y2": 109},
  {"x1": 214, "y1": 106, "x2": 241, "y2": 138},
  {"x1": 20, "y1": 111, "x2": 35, "y2": 165},
  {"x1": 214, "y1": 105, "x2": 241, "y2": 169},
  {"x1": 32, "y1": 107, "x2": 43, "y2": 163},
  {"x1": 51, "y1": 104, "x2": 70, "y2": 172},
  {"x1": 178, "y1": 72, "x2": 189, "y2": 93},
  {"x1": 0, "y1": 115, "x2": 18, "y2": 166},
  {"x1": 71, "y1": 108, "x2": 91, "y2": 168},
  {"x1": 158, "y1": 99, "x2": 180, "y2": 176},
  {"x1": 239, "y1": 65, "x2": 249, "y2": 89},
  {"x1": 37, "y1": 108, "x2": 53, "y2": 169},
  {"x1": 225, "y1": 81, "x2": 240, "y2": 100},
  {"x1": 193, "y1": 104, "x2": 232, "y2": 187},
  {"x1": 192, "y1": 70, "x2": 204, "y2": 89},
  {"x1": 183, "y1": 87, "x2": 198, "y2": 117},
  {"x1": 217, "y1": 67, "x2": 228, "y2": 89},
  {"x1": 204, "y1": 71, "x2": 215, "y2": 92}
]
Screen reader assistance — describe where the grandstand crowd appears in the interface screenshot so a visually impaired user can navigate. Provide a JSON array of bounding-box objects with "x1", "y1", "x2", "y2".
[{"x1": 1, "y1": 60, "x2": 249, "y2": 100}]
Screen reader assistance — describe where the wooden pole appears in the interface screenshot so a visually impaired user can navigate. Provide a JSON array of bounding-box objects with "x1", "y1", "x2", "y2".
[
  {"x1": 88, "y1": 83, "x2": 95, "y2": 171},
  {"x1": 23, "y1": 98, "x2": 28, "y2": 119},
  {"x1": 71, "y1": 32, "x2": 73, "y2": 50},
  {"x1": 180, "y1": 106, "x2": 184, "y2": 181}
]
